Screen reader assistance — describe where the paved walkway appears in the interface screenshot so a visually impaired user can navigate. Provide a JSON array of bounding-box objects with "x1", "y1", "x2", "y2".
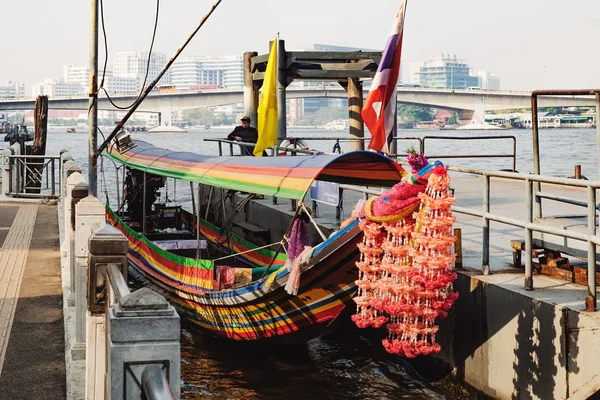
[{"x1": 0, "y1": 201, "x2": 65, "y2": 399}]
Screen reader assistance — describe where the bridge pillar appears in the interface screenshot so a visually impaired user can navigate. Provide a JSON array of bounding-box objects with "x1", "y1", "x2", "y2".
[
  {"x1": 457, "y1": 109, "x2": 475, "y2": 125},
  {"x1": 244, "y1": 51, "x2": 259, "y2": 130},
  {"x1": 157, "y1": 98, "x2": 173, "y2": 127},
  {"x1": 348, "y1": 76, "x2": 364, "y2": 151}
]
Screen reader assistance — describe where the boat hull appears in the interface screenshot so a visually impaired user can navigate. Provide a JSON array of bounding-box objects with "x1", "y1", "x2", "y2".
[{"x1": 109, "y1": 209, "x2": 362, "y2": 341}]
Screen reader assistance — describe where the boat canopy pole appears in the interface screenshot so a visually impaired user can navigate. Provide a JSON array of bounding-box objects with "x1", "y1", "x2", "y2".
[
  {"x1": 300, "y1": 202, "x2": 328, "y2": 241},
  {"x1": 96, "y1": 0, "x2": 224, "y2": 155}
]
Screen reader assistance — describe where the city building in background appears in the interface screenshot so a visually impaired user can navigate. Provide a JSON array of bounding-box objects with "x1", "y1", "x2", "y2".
[
  {"x1": 31, "y1": 79, "x2": 82, "y2": 97},
  {"x1": 170, "y1": 55, "x2": 243, "y2": 89},
  {"x1": 0, "y1": 81, "x2": 26, "y2": 99},
  {"x1": 477, "y1": 71, "x2": 501, "y2": 90},
  {"x1": 113, "y1": 51, "x2": 170, "y2": 89},
  {"x1": 418, "y1": 54, "x2": 479, "y2": 89}
]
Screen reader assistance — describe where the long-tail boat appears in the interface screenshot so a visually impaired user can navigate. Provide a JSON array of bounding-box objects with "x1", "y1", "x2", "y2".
[{"x1": 104, "y1": 139, "x2": 405, "y2": 341}]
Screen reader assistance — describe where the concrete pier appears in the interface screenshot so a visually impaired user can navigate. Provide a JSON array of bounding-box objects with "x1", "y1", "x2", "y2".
[
  {"x1": 0, "y1": 200, "x2": 65, "y2": 399},
  {"x1": 0, "y1": 167, "x2": 599, "y2": 399}
]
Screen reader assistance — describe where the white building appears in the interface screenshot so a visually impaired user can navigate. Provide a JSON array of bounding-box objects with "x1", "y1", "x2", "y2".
[
  {"x1": 477, "y1": 71, "x2": 501, "y2": 90},
  {"x1": 113, "y1": 51, "x2": 170, "y2": 90},
  {"x1": 403, "y1": 61, "x2": 423, "y2": 86},
  {"x1": 170, "y1": 55, "x2": 242, "y2": 89},
  {"x1": 0, "y1": 81, "x2": 26, "y2": 99},
  {"x1": 31, "y1": 79, "x2": 82, "y2": 98},
  {"x1": 63, "y1": 65, "x2": 89, "y2": 86}
]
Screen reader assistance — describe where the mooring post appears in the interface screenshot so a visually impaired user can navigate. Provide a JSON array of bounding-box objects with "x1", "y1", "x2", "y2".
[
  {"x1": 453, "y1": 228, "x2": 463, "y2": 269},
  {"x1": 348, "y1": 73, "x2": 364, "y2": 151},
  {"x1": 243, "y1": 51, "x2": 259, "y2": 128},
  {"x1": 575, "y1": 164, "x2": 582, "y2": 180}
]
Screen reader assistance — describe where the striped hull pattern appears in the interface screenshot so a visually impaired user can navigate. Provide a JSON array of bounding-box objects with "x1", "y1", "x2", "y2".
[{"x1": 110, "y1": 210, "x2": 363, "y2": 341}]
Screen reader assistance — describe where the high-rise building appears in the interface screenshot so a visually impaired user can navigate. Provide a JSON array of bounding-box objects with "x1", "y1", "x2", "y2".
[
  {"x1": 170, "y1": 55, "x2": 242, "y2": 89},
  {"x1": 0, "y1": 81, "x2": 26, "y2": 99},
  {"x1": 477, "y1": 71, "x2": 500, "y2": 90},
  {"x1": 31, "y1": 79, "x2": 82, "y2": 97},
  {"x1": 64, "y1": 65, "x2": 89, "y2": 86},
  {"x1": 113, "y1": 51, "x2": 170, "y2": 90},
  {"x1": 403, "y1": 62, "x2": 423, "y2": 86},
  {"x1": 418, "y1": 54, "x2": 479, "y2": 89}
]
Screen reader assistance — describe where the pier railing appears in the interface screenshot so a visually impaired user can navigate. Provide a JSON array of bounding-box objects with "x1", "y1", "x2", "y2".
[
  {"x1": 1, "y1": 144, "x2": 61, "y2": 198},
  {"x1": 60, "y1": 151, "x2": 180, "y2": 400},
  {"x1": 204, "y1": 134, "x2": 518, "y2": 172}
]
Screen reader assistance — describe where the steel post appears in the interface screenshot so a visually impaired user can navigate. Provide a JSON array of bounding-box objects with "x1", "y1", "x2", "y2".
[
  {"x1": 596, "y1": 94, "x2": 600, "y2": 180},
  {"x1": 88, "y1": 0, "x2": 99, "y2": 196},
  {"x1": 525, "y1": 179, "x2": 534, "y2": 290},
  {"x1": 482, "y1": 175, "x2": 490, "y2": 275},
  {"x1": 243, "y1": 51, "x2": 259, "y2": 129},
  {"x1": 531, "y1": 94, "x2": 542, "y2": 219},
  {"x1": 587, "y1": 186, "x2": 597, "y2": 311}
]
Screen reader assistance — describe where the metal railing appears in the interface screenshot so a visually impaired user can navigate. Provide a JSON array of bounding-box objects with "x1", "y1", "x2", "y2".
[
  {"x1": 204, "y1": 134, "x2": 518, "y2": 171},
  {"x1": 422, "y1": 135, "x2": 517, "y2": 172},
  {"x1": 4, "y1": 154, "x2": 61, "y2": 198},
  {"x1": 445, "y1": 165, "x2": 599, "y2": 312}
]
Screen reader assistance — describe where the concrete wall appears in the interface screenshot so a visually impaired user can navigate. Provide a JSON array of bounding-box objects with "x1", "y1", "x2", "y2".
[{"x1": 431, "y1": 272, "x2": 600, "y2": 399}]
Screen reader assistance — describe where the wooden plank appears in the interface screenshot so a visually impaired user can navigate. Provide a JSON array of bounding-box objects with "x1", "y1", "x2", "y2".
[
  {"x1": 290, "y1": 69, "x2": 376, "y2": 79},
  {"x1": 288, "y1": 51, "x2": 382, "y2": 61}
]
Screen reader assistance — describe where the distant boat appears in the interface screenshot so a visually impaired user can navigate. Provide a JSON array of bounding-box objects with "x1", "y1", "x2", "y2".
[{"x1": 66, "y1": 127, "x2": 76, "y2": 133}]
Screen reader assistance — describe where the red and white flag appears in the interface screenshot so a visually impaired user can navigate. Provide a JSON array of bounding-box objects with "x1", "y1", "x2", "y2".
[{"x1": 361, "y1": 1, "x2": 408, "y2": 154}]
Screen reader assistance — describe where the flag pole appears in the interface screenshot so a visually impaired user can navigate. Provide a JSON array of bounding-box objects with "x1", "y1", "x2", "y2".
[{"x1": 276, "y1": 33, "x2": 287, "y2": 142}]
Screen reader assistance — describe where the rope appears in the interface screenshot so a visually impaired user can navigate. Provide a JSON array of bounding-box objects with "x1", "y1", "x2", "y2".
[{"x1": 213, "y1": 240, "x2": 284, "y2": 261}]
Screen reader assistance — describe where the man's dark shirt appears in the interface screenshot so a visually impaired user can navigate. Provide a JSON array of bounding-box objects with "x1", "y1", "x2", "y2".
[
  {"x1": 227, "y1": 126, "x2": 259, "y2": 143},
  {"x1": 227, "y1": 125, "x2": 259, "y2": 155}
]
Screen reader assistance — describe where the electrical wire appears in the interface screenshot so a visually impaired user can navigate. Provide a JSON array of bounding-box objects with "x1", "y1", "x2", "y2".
[{"x1": 98, "y1": 0, "x2": 160, "y2": 110}]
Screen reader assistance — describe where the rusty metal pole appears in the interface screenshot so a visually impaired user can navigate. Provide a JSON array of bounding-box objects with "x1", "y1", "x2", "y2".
[
  {"x1": 88, "y1": 0, "x2": 99, "y2": 196},
  {"x1": 531, "y1": 93, "x2": 542, "y2": 219},
  {"x1": 348, "y1": 75, "x2": 364, "y2": 151},
  {"x1": 575, "y1": 165, "x2": 582, "y2": 180},
  {"x1": 596, "y1": 93, "x2": 600, "y2": 180},
  {"x1": 243, "y1": 51, "x2": 259, "y2": 128},
  {"x1": 277, "y1": 39, "x2": 287, "y2": 141},
  {"x1": 586, "y1": 186, "x2": 597, "y2": 311}
]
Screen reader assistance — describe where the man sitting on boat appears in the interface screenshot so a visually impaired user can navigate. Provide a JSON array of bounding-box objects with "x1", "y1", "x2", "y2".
[{"x1": 227, "y1": 116, "x2": 260, "y2": 156}]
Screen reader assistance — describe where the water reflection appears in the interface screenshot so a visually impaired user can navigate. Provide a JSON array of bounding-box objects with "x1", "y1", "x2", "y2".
[{"x1": 179, "y1": 319, "x2": 444, "y2": 399}]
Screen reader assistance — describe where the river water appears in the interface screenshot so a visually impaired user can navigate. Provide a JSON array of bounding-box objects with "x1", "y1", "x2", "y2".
[{"x1": 15, "y1": 126, "x2": 597, "y2": 399}]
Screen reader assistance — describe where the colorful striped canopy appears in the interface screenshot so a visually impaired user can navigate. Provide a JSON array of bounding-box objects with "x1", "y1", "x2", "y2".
[{"x1": 105, "y1": 140, "x2": 405, "y2": 200}]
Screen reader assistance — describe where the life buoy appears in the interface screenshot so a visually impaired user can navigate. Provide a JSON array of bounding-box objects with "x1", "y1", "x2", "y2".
[{"x1": 278, "y1": 138, "x2": 309, "y2": 156}]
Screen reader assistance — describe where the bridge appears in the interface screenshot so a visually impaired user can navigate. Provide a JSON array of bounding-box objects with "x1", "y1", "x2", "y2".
[{"x1": 0, "y1": 87, "x2": 595, "y2": 124}]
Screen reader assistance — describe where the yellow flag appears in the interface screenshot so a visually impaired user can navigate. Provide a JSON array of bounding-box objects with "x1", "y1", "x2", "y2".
[{"x1": 254, "y1": 37, "x2": 279, "y2": 156}]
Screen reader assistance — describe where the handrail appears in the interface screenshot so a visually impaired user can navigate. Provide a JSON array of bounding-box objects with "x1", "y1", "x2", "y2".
[
  {"x1": 3, "y1": 153, "x2": 61, "y2": 198},
  {"x1": 142, "y1": 364, "x2": 176, "y2": 400},
  {"x1": 337, "y1": 166, "x2": 598, "y2": 311},
  {"x1": 422, "y1": 135, "x2": 517, "y2": 172}
]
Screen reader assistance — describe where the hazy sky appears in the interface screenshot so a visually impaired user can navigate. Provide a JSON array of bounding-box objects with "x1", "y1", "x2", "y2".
[{"x1": 2, "y1": 0, "x2": 599, "y2": 91}]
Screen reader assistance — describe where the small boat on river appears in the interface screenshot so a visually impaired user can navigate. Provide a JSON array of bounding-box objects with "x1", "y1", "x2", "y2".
[{"x1": 104, "y1": 139, "x2": 405, "y2": 341}]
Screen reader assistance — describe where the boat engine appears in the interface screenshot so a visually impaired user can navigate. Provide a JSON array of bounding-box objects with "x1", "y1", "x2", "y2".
[{"x1": 124, "y1": 168, "x2": 165, "y2": 226}]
